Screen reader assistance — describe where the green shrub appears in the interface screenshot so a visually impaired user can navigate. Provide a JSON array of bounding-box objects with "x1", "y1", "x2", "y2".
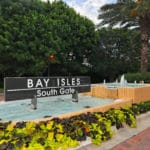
[
  {"x1": 125, "y1": 72, "x2": 150, "y2": 83},
  {"x1": 131, "y1": 101, "x2": 150, "y2": 114}
]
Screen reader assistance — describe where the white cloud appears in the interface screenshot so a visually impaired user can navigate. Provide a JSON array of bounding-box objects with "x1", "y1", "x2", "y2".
[
  {"x1": 41, "y1": 0, "x2": 116, "y2": 24},
  {"x1": 66, "y1": 0, "x2": 116, "y2": 24},
  {"x1": 42, "y1": 0, "x2": 54, "y2": 2}
]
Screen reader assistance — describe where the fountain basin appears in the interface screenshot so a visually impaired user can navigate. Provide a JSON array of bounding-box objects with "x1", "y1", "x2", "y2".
[
  {"x1": 104, "y1": 83, "x2": 144, "y2": 89},
  {"x1": 84, "y1": 84, "x2": 150, "y2": 103},
  {"x1": 0, "y1": 94, "x2": 113, "y2": 121},
  {"x1": 1, "y1": 83, "x2": 150, "y2": 123}
]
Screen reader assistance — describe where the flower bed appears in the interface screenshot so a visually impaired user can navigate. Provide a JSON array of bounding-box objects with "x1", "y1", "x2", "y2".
[{"x1": 0, "y1": 101, "x2": 150, "y2": 150}]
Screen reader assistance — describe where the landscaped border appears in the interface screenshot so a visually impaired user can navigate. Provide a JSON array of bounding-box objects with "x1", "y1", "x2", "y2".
[
  {"x1": 0, "y1": 84, "x2": 150, "y2": 149},
  {"x1": 0, "y1": 101, "x2": 150, "y2": 150}
]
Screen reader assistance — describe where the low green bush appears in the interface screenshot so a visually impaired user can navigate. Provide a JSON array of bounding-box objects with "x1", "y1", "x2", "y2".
[
  {"x1": 0, "y1": 101, "x2": 150, "y2": 149},
  {"x1": 131, "y1": 101, "x2": 150, "y2": 114},
  {"x1": 125, "y1": 72, "x2": 150, "y2": 83}
]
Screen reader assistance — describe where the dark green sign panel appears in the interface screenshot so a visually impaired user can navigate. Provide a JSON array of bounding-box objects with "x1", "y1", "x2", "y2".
[{"x1": 4, "y1": 76, "x2": 90, "y2": 101}]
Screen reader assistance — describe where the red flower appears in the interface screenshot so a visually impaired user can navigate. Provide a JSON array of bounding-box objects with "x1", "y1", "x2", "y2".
[
  {"x1": 49, "y1": 54, "x2": 55, "y2": 62},
  {"x1": 85, "y1": 126, "x2": 90, "y2": 133}
]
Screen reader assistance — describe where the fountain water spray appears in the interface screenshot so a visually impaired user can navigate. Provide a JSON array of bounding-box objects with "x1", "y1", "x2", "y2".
[
  {"x1": 120, "y1": 74, "x2": 127, "y2": 87},
  {"x1": 103, "y1": 79, "x2": 106, "y2": 85}
]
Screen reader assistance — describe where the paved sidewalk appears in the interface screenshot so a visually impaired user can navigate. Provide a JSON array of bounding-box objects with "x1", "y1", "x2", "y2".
[
  {"x1": 112, "y1": 127, "x2": 150, "y2": 150},
  {"x1": 74, "y1": 111, "x2": 150, "y2": 150}
]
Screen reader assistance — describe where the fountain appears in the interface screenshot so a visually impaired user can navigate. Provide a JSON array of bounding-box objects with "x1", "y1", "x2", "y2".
[
  {"x1": 103, "y1": 79, "x2": 106, "y2": 85},
  {"x1": 0, "y1": 95, "x2": 113, "y2": 121},
  {"x1": 101, "y1": 74, "x2": 145, "y2": 89},
  {"x1": 115, "y1": 79, "x2": 118, "y2": 84},
  {"x1": 120, "y1": 74, "x2": 127, "y2": 87},
  {"x1": 1, "y1": 76, "x2": 147, "y2": 122}
]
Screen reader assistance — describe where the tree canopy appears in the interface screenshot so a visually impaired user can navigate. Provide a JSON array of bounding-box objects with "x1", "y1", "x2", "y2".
[
  {"x1": 0, "y1": 0, "x2": 146, "y2": 86},
  {"x1": 98, "y1": 0, "x2": 150, "y2": 73},
  {"x1": 0, "y1": 0, "x2": 96, "y2": 78},
  {"x1": 90, "y1": 28, "x2": 141, "y2": 82}
]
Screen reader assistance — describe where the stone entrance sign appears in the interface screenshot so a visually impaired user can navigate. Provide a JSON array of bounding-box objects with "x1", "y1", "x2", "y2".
[{"x1": 4, "y1": 76, "x2": 90, "y2": 101}]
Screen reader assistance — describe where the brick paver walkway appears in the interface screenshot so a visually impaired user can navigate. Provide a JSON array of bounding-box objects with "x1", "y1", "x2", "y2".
[{"x1": 111, "y1": 127, "x2": 150, "y2": 150}]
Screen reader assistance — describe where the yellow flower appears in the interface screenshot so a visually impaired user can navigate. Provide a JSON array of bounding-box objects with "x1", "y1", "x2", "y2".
[
  {"x1": 56, "y1": 134, "x2": 64, "y2": 142},
  {"x1": 28, "y1": 143, "x2": 45, "y2": 150},
  {"x1": 26, "y1": 121, "x2": 36, "y2": 129},
  {"x1": 56, "y1": 124, "x2": 63, "y2": 133},
  {"x1": 59, "y1": 144, "x2": 68, "y2": 150},
  {"x1": 6, "y1": 123, "x2": 14, "y2": 132},
  {"x1": 48, "y1": 132, "x2": 54, "y2": 141},
  {"x1": 0, "y1": 139, "x2": 8, "y2": 144},
  {"x1": 46, "y1": 121, "x2": 54, "y2": 130}
]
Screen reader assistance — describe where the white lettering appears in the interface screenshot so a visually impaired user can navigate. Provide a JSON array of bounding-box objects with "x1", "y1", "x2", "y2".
[
  {"x1": 57, "y1": 78, "x2": 60, "y2": 86},
  {"x1": 27, "y1": 79, "x2": 33, "y2": 88},
  {"x1": 61, "y1": 78, "x2": 65, "y2": 86},
  {"x1": 72, "y1": 78, "x2": 75, "y2": 85},
  {"x1": 76, "y1": 78, "x2": 80, "y2": 85},
  {"x1": 27, "y1": 77, "x2": 82, "y2": 90},
  {"x1": 66, "y1": 78, "x2": 70, "y2": 86},
  {"x1": 37, "y1": 89, "x2": 57, "y2": 97},
  {"x1": 60, "y1": 88, "x2": 65, "y2": 94},
  {"x1": 41, "y1": 91, "x2": 47, "y2": 97},
  {"x1": 37, "y1": 89, "x2": 41, "y2": 97},
  {"x1": 43, "y1": 79, "x2": 50, "y2": 87},
  {"x1": 35, "y1": 79, "x2": 43, "y2": 88},
  {"x1": 60, "y1": 88, "x2": 75, "y2": 95}
]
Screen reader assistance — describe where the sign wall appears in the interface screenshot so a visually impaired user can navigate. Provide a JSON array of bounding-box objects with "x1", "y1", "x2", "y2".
[{"x1": 4, "y1": 76, "x2": 90, "y2": 101}]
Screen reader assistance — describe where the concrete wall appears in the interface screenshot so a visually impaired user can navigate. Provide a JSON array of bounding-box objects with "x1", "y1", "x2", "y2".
[
  {"x1": 83, "y1": 86, "x2": 118, "y2": 99},
  {"x1": 118, "y1": 86, "x2": 150, "y2": 103},
  {"x1": 83, "y1": 85, "x2": 150, "y2": 103}
]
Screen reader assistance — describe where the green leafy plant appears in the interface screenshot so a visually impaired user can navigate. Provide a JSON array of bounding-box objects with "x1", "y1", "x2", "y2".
[
  {"x1": 121, "y1": 107, "x2": 136, "y2": 128},
  {"x1": 105, "y1": 109, "x2": 125, "y2": 129},
  {"x1": 0, "y1": 101, "x2": 150, "y2": 149}
]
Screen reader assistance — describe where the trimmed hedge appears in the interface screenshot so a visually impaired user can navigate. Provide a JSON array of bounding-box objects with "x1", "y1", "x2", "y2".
[
  {"x1": 125, "y1": 72, "x2": 150, "y2": 83},
  {"x1": 0, "y1": 101, "x2": 150, "y2": 149}
]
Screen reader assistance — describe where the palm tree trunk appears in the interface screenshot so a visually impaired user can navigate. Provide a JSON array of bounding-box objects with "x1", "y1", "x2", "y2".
[{"x1": 139, "y1": 18, "x2": 149, "y2": 73}]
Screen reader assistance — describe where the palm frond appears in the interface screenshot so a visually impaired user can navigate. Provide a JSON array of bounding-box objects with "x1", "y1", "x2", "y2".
[{"x1": 97, "y1": 1, "x2": 138, "y2": 28}]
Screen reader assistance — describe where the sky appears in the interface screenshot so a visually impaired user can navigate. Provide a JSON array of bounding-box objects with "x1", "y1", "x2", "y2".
[{"x1": 42, "y1": 0, "x2": 117, "y2": 24}]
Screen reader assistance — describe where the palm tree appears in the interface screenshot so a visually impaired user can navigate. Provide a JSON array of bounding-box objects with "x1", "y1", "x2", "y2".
[{"x1": 98, "y1": 0, "x2": 150, "y2": 73}]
